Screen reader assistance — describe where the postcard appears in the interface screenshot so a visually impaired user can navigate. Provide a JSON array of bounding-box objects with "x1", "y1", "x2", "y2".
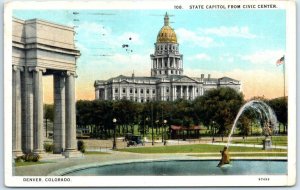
[{"x1": 4, "y1": 0, "x2": 296, "y2": 187}]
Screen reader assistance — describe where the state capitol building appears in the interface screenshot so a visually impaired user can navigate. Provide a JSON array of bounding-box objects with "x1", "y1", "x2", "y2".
[{"x1": 94, "y1": 13, "x2": 241, "y2": 102}]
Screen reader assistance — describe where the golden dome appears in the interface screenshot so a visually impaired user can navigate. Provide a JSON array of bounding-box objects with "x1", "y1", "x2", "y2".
[{"x1": 156, "y1": 13, "x2": 177, "y2": 43}]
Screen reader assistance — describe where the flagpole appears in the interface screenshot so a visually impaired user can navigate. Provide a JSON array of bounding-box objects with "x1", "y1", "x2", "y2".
[{"x1": 283, "y1": 56, "x2": 285, "y2": 98}]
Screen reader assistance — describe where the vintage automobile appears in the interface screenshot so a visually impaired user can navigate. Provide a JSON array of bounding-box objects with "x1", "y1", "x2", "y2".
[{"x1": 127, "y1": 135, "x2": 144, "y2": 147}]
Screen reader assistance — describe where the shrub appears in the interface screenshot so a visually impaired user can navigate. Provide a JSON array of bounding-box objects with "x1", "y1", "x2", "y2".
[
  {"x1": 14, "y1": 156, "x2": 23, "y2": 163},
  {"x1": 44, "y1": 143, "x2": 54, "y2": 153},
  {"x1": 77, "y1": 140, "x2": 86, "y2": 153},
  {"x1": 21, "y1": 153, "x2": 40, "y2": 162}
]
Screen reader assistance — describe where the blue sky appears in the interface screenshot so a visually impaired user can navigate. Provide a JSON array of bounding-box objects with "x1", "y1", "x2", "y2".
[{"x1": 13, "y1": 9, "x2": 286, "y2": 102}]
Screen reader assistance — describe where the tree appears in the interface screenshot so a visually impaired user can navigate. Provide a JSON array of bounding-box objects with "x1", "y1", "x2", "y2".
[
  {"x1": 193, "y1": 87, "x2": 244, "y2": 135},
  {"x1": 267, "y1": 97, "x2": 288, "y2": 133},
  {"x1": 44, "y1": 104, "x2": 54, "y2": 138}
]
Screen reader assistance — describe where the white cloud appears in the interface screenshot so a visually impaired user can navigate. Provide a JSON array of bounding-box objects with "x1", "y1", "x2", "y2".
[
  {"x1": 175, "y1": 28, "x2": 221, "y2": 48},
  {"x1": 219, "y1": 54, "x2": 234, "y2": 63},
  {"x1": 198, "y1": 26, "x2": 256, "y2": 39},
  {"x1": 188, "y1": 53, "x2": 211, "y2": 61},
  {"x1": 240, "y1": 50, "x2": 285, "y2": 65}
]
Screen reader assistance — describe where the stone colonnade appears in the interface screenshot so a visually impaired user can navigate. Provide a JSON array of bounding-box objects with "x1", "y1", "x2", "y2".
[
  {"x1": 12, "y1": 66, "x2": 78, "y2": 158},
  {"x1": 12, "y1": 17, "x2": 81, "y2": 158},
  {"x1": 171, "y1": 85, "x2": 202, "y2": 101}
]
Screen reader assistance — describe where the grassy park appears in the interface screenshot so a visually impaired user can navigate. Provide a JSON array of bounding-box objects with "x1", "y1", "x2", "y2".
[
  {"x1": 117, "y1": 144, "x2": 286, "y2": 154},
  {"x1": 231, "y1": 136, "x2": 287, "y2": 146}
]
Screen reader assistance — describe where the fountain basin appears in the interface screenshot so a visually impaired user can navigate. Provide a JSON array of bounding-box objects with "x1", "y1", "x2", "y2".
[{"x1": 50, "y1": 158, "x2": 287, "y2": 176}]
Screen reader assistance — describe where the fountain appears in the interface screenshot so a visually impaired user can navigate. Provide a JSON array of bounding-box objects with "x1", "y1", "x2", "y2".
[{"x1": 218, "y1": 100, "x2": 279, "y2": 167}]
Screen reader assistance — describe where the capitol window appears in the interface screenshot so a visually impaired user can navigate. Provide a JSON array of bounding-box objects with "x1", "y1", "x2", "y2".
[
  {"x1": 115, "y1": 88, "x2": 118, "y2": 93},
  {"x1": 123, "y1": 88, "x2": 126, "y2": 93},
  {"x1": 166, "y1": 87, "x2": 169, "y2": 93},
  {"x1": 146, "y1": 89, "x2": 150, "y2": 94},
  {"x1": 141, "y1": 89, "x2": 144, "y2": 94},
  {"x1": 135, "y1": 88, "x2": 137, "y2": 93},
  {"x1": 152, "y1": 89, "x2": 155, "y2": 94},
  {"x1": 130, "y1": 88, "x2": 133, "y2": 93}
]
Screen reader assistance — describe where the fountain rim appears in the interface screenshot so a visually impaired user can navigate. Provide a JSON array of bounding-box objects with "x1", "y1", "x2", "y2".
[{"x1": 47, "y1": 157, "x2": 288, "y2": 176}]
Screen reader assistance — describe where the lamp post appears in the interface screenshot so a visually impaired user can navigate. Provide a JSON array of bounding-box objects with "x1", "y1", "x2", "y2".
[
  {"x1": 151, "y1": 103, "x2": 154, "y2": 146},
  {"x1": 112, "y1": 118, "x2": 117, "y2": 150},
  {"x1": 144, "y1": 117, "x2": 149, "y2": 138},
  {"x1": 212, "y1": 121, "x2": 215, "y2": 143},
  {"x1": 163, "y1": 119, "x2": 167, "y2": 144},
  {"x1": 155, "y1": 120, "x2": 159, "y2": 145}
]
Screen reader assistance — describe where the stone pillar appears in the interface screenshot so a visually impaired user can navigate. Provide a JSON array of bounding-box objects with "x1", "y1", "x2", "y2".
[
  {"x1": 180, "y1": 86, "x2": 183, "y2": 99},
  {"x1": 133, "y1": 87, "x2": 136, "y2": 100},
  {"x1": 23, "y1": 69, "x2": 34, "y2": 153},
  {"x1": 173, "y1": 57, "x2": 175, "y2": 68},
  {"x1": 104, "y1": 87, "x2": 107, "y2": 100},
  {"x1": 65, "y1": 71, "x2": 81, "y2": 158},
  {"x1": 12, "y1": 66, "x2": 23, "y2": 157},
  {"x1": 137, "y1": 87, "x2": 141, "y2": 102},
  {"x1": 126, "y1": 86, "x2": 129, "y2": 99},
  {"x1": 161, "y1": 86, "x2": 165, "y2": 101},
  {"x1": 112, "y1": 86, "x2": 115, "y2": 100},
  {"x1": 192, "y1": 86, "x2": 195, "y2": 100},
  {"x1": 30, "y1": 67, "x2": 46, "y2": 154},
  {"x1": 149, "y1": 87, "x2": 153, "y2": 101},
  {"x1": 53, "y1": 74, "x2": 65, "y2": 154},
  {"x1": 95, "y1": 88, "x2": 99, "y2": 99},
  {"x1": 172, "y1": 86, "x2": 176, "y2": 101},
  {"x1": 168, "y1": 57, "x2": 170, "y2": 67}
]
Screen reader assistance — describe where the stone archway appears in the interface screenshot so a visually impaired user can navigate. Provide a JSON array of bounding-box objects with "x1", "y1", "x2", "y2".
[{"x1": 12, "y1": 17, "x2": 81, "y2": 158}]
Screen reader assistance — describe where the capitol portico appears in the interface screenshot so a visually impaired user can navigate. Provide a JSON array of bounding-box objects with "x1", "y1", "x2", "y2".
[{"x1": 94, "y1": 13, "x2": 241, "y2": 102}]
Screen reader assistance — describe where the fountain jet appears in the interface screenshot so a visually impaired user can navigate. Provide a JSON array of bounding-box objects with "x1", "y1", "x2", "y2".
[{"x1": 227, "y1": 100, "x2": 279, "y2": 149}]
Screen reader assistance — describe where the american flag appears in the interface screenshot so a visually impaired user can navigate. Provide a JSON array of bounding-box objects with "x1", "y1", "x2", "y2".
[{"x1": 276, "y1": 56, "x2": 285, "y2": 66}]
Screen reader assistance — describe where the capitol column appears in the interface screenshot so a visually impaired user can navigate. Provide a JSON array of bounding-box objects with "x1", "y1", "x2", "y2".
[
  {"x1": 192, "y1": 86, "x2": 195, "y2": 100},
  {"x1": 30, "y1": 67, "x2": 46, "y2": 154},
  {"x1": 138, "y1": 87, "x2": 141, "y2": 102},
  {"x1": 112, "y1": 86, "x2": 115, "y2": 100},
  {"x1": 104, "y1": 87, "x2": 107, "y2": 100},
  {"x1": 180, "y1": 85, "x2": 183, "y2": 99},
  {"x1": 172, "y1": 85, "x2": 176, "y2": 101},
  {"x1": 64, "y1": 71, "x2": 81, "y2": 158},
  {"x1": 95, "y1": 88, "x2": 99, "y2": 99},
  {"x1": 12, "y1": 65, "x2": 23, "y2": 157}
]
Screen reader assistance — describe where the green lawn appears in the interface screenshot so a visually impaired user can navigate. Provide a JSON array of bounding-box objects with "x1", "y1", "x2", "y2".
[
  {"x1": 231, "y1": 136, "x2": 287, "y2": 146},
  {"x1": 84, "y1": 151, "x2": 110, "y2": 155},
  {"x1": 15, "y1": 161, "x2": 50, "y2": 167},
  {"x1": 118, "y1": 144, "x2": 286, "y2": 154}
]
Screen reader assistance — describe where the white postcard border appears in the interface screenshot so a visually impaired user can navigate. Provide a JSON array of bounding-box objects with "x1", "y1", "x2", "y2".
[{"x1": 4, "y1": 0, "x2": 296, "y2": 187}]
